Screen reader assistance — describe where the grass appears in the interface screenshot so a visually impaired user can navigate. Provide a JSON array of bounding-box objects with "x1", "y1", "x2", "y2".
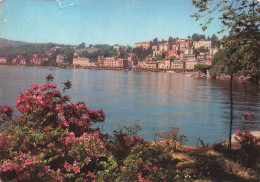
[{"x1": 162, "y1": 142, "x2": 260, "y2": 181}]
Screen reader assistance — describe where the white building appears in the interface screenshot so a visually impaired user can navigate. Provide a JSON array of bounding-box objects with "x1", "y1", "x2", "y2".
[{"x1": 73, "y1": 57, "x2": 91, "y2": 67}]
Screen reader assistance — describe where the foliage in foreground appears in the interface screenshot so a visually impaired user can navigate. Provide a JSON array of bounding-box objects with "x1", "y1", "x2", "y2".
[{"x1": 0, "y1": 75, "x2": 178, "y2": 181}]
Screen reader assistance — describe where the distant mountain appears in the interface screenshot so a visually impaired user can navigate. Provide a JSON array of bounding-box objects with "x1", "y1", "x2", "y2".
[{"x1": 0, "y1": 38, "x2": 32, "y2": 47}]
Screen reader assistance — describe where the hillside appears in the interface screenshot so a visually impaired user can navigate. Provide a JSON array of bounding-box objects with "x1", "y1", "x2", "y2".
[{"x1": 0, "y1": 38, "x2": 32, "y2": 47}]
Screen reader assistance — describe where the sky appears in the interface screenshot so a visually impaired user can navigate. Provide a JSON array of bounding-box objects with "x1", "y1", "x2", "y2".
[{"x1": 0, "y1": 0, "x2": 227, "y2": 46}]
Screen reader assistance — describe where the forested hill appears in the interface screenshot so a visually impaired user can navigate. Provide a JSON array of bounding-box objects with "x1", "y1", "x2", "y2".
[
  {"x1": 0, "y1": 38, "x2": 32, "y2": 47},
  {"x1": 0, "y1": 38, "x2": 75, "y2": 56}
]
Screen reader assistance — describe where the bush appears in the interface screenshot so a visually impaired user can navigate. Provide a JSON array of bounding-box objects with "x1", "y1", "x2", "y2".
[
  {"x1": 0, "y1": 74, "x2": 107, "y2": 181},
  {"x1": 235, "y1": 129, "x2": 259, "y2": 168},
  {"x1": 0, "y1": 74, "x2": 179, "y2": 181},
  {"x1": 156, "y1": 127, "x2": 187, "y2": 152}
]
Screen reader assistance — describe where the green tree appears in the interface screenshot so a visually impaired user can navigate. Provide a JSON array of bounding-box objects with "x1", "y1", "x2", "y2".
[
  {"x1": 192, "y1": 33, "x2": 205, "y2": 41},
  {"x1": 194, "y1": 64, "x2": 211, "y2": 74},
  {"x1": 152, "y1": 37, "x2": 159, "y2": 44},
  {"x1": 132, "y1": 47, "x2": 152, "y2": 61},
  {"x1": 77, "y1": 42, "x2": 86, "y2": 49},
  {"x1": 192, "y1": 0, "x2": 260, "y2": 150},
  {"x1": 211, "y1": 34, "x2": 219, "y2": 47},
  {"x1": 168, "y1": 37, "x2": 174, "y2": 44}
]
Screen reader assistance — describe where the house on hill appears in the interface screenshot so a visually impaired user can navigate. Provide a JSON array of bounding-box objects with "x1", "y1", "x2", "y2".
[{"x1": 56, "y1": 54, "x2": 67, "y2": 63}]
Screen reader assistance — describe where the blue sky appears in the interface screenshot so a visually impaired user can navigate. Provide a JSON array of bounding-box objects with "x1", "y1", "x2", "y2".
[{"x1": 0, "y1": 0, "x2": 226, "y2": 46}]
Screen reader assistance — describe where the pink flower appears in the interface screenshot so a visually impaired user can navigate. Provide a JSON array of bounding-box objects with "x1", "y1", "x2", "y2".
[
  {"x1": 64, "y1": 161, "x2": 71, "y2": 172},
  {"x1": 31, "y1": 84, "x2": 39, "y2": 90},
  {"x1": 152, "y1": 166, "x2": 159, "y2": 171},
  {"x1": 73, "y1": 161, "x2": 78, "y2": 167},
  {"x1": 74, "y1": 167, "x2": 80, "y2": 174},
  {"x1": 243, "y1": 112, "x2": 250, "y2": 116},
  {"x1": 86, "y1": 157, "x2": 91, "y2": 162},
  {"x1": 24, "y1": 158, "x2": 31, "y2": 166},
  {"x1": 251, "y1": 112, "x2": 255, "y2": 116},
  {"x1": 235, "y1": 129, "x2": 240, "y2": 136},
  {"x1": 138, "y1": 173, "x2": 150, "y2": 182},
  {"x1": 3, "y1": 162, "x2": 12, "y2": 171},
  {"x1": 46, "y1": 74, "x2": 53, "y2": 80},
  {"x1": 33, "y1": 156, "x2": 39, "y2": 162},
  {"x1": 87, "y1": 171, "x2": 95, "y2": 178},
  {"x1": 19, "y1": 151, "x2": 25, "y2": 159},
  {"x1": 66, "y1": 80, "x2": 72, "y2": 87}
]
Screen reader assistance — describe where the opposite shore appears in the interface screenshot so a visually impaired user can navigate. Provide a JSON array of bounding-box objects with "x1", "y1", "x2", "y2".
[{"x1": 0, "y1": 64, "x2": 253, "y2": 82}]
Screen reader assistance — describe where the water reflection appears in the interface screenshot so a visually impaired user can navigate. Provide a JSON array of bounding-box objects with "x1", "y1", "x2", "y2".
[{"x1": 0, "y1": 66, "x2": 259, "y2": 145}]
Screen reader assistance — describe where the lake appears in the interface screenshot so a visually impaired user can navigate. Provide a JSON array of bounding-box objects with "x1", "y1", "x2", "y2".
[{"x1": 0, "y1": 65, "x2": 259, "y2": 145}]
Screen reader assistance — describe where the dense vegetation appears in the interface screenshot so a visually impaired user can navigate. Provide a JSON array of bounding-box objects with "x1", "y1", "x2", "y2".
[{"x1": 0, "y1": 43, "x2": 58, "y2": 56}]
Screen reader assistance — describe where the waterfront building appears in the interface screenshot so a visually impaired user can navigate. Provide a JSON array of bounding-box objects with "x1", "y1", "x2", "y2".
[
  {"x1": 185, "y1": 58, "x2": 198, "y2": 69},
  {"x1": 171, "y1": 60, "x2": 184, "y2": 69},
  {"x1": 31, "y1": 58, "x2": 43, "y2": 65},
  {"x1": 73, "y1": 57, "x2": 92, "y2": 67},
  {"x1": 20, "y1": 59, "x2": 26, "y2": 65},
  {"x1": 138, "y1": 61, "x2": 158, "y2": 69},
  {"x1": 56, "y1": 54, "x2": 67, "y2": 63},
  {"x1": 128, "y1": 56, "x2": 138, "y2": 67},
  {"x1": 0, "y1": 57, "x2": 6, "y2": 64},
  {"x1": 117, "y1": 59, "x2": 128, "y2": 68},
  {"x1": 12, "y1": 58, "x2": 17, "y2": 64},
  {"x1": 101, "y1": 57, "x2": 118, "y2": 67},
  {"x1": 158, "y1": 59, "x2": 172, "y2": 69}
]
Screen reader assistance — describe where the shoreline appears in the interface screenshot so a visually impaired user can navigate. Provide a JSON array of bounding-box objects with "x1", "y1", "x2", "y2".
[{"x1": 0, "y1": 64, "x2": 255, "y2": 82}]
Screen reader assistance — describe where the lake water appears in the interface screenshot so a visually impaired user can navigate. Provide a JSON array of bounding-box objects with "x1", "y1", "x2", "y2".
[{"x1": 0, "y1": 66, "x2": 259, "y2": 145}]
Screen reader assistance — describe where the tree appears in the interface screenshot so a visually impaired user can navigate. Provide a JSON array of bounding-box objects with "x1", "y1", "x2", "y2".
[
  {"x1": 77, "y1": 42, "x2": 85, "y2": 49},
  {"x1": 192, "y1": 0, "x2": 260, "y2": 150},
  {"x1": 152, "y1": 37, "x2": 158, "y2": 45},
  {"x1": 132, "y1": 47, "x2": 152, "y2": 61},
  {"x1": 194, "y1": 64, "x2": 211, "y2": 74},
  {"x1": 211, "y1": 34, "x2": 219, "y2": 47},
  {"x1": 191, "y1": 33, "x2": 206, "y2": 41},
  {"x1": 62, "y1": 48, "x2": 74, "y2": 64},
  {"x1": 168, "y1": 37, "x2": 174, "y2": 44}
]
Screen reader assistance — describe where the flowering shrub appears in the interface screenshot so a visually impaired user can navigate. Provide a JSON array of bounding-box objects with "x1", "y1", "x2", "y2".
[
  {"x1": 0, "y1": 74, "x2": 179, "y2": 181},
  {"x1": 97, "y1": 144, "x2": 178, "y2": 182},
  {"x1": 235, "y1": 130, "x2": 259, "y2": 152},
  {"x1": 242, "y1": 112, "x2": 255, "y2": 120},
  {"x1": 0, "y1": 74, "x2": 107, "y2": 181},
  {"x1": 106, "y1": 123, "x2": 146, "y2": 161},
  {"x1": 235, "y1": 129, "x2": 259, "y2": 168},
  {"x1": 156, "y1": 127, "x2": 187, "y2": 152}
]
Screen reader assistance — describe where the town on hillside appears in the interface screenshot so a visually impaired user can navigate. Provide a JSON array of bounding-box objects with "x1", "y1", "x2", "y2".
[{"x1": 0, "y1": 35, "x2": 221, "y2": 71}]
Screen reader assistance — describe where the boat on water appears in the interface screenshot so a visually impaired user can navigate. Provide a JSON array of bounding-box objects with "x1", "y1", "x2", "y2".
[{"x1": 167, "y1": 70, "x2": 175, "y2": 73}]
